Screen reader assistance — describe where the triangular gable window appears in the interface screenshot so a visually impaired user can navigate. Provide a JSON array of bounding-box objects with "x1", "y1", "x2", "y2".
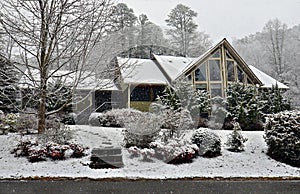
[
  {"x1": 211, "y1": 49, "x2": 221, "y2": 58},
  {"x1": 187, "y1": 42, "x2": 257, "y2": 98}
]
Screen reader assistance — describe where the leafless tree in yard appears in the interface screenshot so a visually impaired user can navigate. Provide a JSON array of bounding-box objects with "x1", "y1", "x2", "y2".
[
  {"x1": 262, "y1": 18, "x2": 287, "y2": 79},
  {"x1": 0, "y1": 0, "x2": 116, "y2": 133}
]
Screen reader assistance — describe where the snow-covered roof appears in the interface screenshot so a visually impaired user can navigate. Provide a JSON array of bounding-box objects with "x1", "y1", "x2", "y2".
[
  {"x1": 117, "y1": 57, "x2": 168, "y2": 85},
  {"x1": 249, "y1": 65, "x2": 289, "y2": 89},
  {"x1": 153, "y1": 54, "x2": 195, "y2": 81}
]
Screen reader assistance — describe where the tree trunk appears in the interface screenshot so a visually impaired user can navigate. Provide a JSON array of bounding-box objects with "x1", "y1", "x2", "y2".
[{"x1": 38, "y1": 86, "x2": 47, "y2": 134}]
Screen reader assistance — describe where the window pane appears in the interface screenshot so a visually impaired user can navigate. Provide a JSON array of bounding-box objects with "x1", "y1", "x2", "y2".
[
  {"x1": 152, "y1": 86, "x2": 165, "y2": 101},
  {"x1": 209, "y1": 60, "x2": 221, "y2": 81},
  {"x1": 195, "y1": 64, "x2": 206, "y2": 81},
  {"x1": 131, "y1": 86, "x2": 150, "y2": 101},
  {"x1": 211, "y1": 49, "x2": 221, "y2": 58},
  {"x1": 237, "y1": 67, "x2": 243, "y2": 82},
  {"x1": 226, "y1": 50, "x2": 232, "y2": 59},
  {"x1": 227, "y1": 61, "x2": 234, "y2": 81},
  {"x1": 196, "y1": 83, "x2": 207, "y2": 91},
  {"x1": 210, "y1": 83, "x2": 222, "y2": 97}
]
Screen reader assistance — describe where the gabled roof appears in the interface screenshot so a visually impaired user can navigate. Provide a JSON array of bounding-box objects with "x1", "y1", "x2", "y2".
[
  {"x1": 117, "y1": 57, "x2": 168, "y2": 85},
  {"x1": 153, "y1": 54, "x2": 195, "y2": 82},
  {"x1": 248, "y1": 65, "x2": 288, "y2": 89},
  {"x1": 180, "y1": 38, "x2": 263, "y2": 85}
]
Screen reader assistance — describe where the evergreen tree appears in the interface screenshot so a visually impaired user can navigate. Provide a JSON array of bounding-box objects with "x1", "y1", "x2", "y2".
[
  {"x1": 260, "y1": 83, "x2": 291, "y2": 114},
  {"x1": 165, "y1": 4, "x2": 198, "y2": 56},
  {"x1": 0, "y1": 55, "x2": 18, "y2": 113},
  {"x1": 225, "y1": 82, "x2": 263, "y2": 130},
  {"x1": 225, "y1": 121, "x2": 248, "y2": 152}
]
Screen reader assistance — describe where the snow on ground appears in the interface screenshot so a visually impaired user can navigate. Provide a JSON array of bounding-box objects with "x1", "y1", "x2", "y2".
[{"x1": 0, "y1": 125, "x2": 299, "y2": 180}]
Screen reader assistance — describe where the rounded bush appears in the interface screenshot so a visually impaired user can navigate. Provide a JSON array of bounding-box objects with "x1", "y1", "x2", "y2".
[
  {"x1": 264, "y1": 110, "x2": 300, "y2": 167},
  {"x1": 89, "y1": 112, "x2": 102, "y2": 126},
  {"x1": 123, "y1": 113, "x2": 161, "y2": 148},
  {"x1": 91, "y1": 109, "x2": 143, "y2": 127},
  {"x1": 191, "y1": 128, "x2": 221, "y2": 157}
]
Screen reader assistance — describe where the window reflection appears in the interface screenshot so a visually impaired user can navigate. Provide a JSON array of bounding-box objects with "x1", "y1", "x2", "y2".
[
  {"x1": 237, "y1": 67, "x2": 243, "y2": 82},
  {"x1": 196, "y1": 84, "x2": 207, "y2": 91},
  {"x1": 195, "y1": 64, "x2": 206, "y2": 81},
  {"x1": 227, "y1": 61, "x2": 234, "y2": 81},
  {"x1": 211, "y1": 49, "x2": 221, "y2": 58},
  {"x1": 209, "y1": 60, "x2": 221, "y2": 81},
  {"x1": 210, "y1": 83, "x2": 222, "y2": 97}
]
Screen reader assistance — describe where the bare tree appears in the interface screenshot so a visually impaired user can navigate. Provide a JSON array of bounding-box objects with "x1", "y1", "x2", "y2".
[
  {"x1": 263, "y1": 18, "x2": 287, "y2": 79},
  {"x1": 0, "y1": 0, "x2": 115, "y2": 133}
]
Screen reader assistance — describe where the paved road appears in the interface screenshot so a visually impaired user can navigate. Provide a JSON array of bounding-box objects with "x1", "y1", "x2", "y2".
[{"x1": 0, "y1": 179, "x2": 299, "y2": 194}]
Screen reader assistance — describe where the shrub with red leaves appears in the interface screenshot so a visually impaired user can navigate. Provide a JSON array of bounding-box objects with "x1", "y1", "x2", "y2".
[{"x1": 12, "y1": 140, "x2": 87, "y2": 162}]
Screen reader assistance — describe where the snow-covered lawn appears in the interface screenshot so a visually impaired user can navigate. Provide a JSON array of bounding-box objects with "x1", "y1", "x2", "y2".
[{"x1": 0, "y1": 125, "x2": 299, "y2": 180}]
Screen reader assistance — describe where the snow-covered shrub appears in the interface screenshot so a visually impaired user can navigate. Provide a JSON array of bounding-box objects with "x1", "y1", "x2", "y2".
[
  {"x1": 123, "y1": 113, "x2": 161, "y2": 148},
  {"x1": 12, "y1": 140, "x2": 87, "y2": 162},
  {"x1": 38, "y1": 124, "x2": 74, "y2": 145},
  {"x1": 128, "y1": 139, "x2": 199, "y2": 164},
  {"x1": 127, "y1": 146, "x2": 155, "y2": 162},
  {"x1": 191, "y1": 128, "x2": 221, "y2": 157},
  {"x1": 264, "y1": 111, "x2": 300, "y2": 167},
  {"x1": 97, "y1": 108, "x2": 143, "y2": 127},
  {"x1": 0, "y1": 113, "x2": 18, "y2": 134},
  {"x1": 150, "y1": 140, "x2": 199, "y2": 164},
  {"x1": 153, "y1": 77, "x2": 211, "y2": 129},
  {"x1": 88, "y1": 112, "x2": 102, "y2": 126},
  {"x1": 155, "y1": 108, "x2": 194, "y2": 139},
  {"x1": 225, "y1": 122, "x2": 248, "y2": 152},
  {"x1": 16, "y1": 114, "x2": 38, "y2": 133},
  {"x1": 61, "y1": 112, "x2": 76, "y2": 125}
]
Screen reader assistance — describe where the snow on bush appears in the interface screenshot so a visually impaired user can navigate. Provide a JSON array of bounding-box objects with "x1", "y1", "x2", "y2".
[
  {"x1": 123, "y1": 112, "x2": 161, "y2": 148},
  {"x1": 90, "y1": 108, "x2": 143, "y2": 127},
  {"x1": 157, "y1": 108, "x2": 194, "y2": 138},
  {"x1": 264, "y1": 110, "x2": 300, "y2": 167},
  {"x1": 16, "y1": 113, "x2": 38, "y2": 134},
  {"x1": 225, "y1": 122, "x2": 248, "y2": 152},
  {"x1": 191, "y1": 128, "x2": 221, "y2": 157},
  {"x1": 89, "y1": 112, "x2": 102, "y2": 126},
  {"x1": 11, "y1": 140, "x2": 87, "y2": 162},
  {"x1": 128, "y1": 139, "x2": 199, "y2": 164},
  {"x1": 0, "y1": 112, "x2": 18, "y2": 134},
  {"x1": 38, "y1": 124, "x2": 74, "y2": 145}
]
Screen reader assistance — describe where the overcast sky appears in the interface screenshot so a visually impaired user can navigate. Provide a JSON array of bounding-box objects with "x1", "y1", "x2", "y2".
[{"x1": 121, "y1": 0, "x2": 300, "y2": 43}]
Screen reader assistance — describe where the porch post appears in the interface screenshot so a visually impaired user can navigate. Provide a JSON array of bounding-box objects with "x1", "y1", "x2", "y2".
[{"x1": 127, "y1": 84, "x2": 131, "y2": 108}]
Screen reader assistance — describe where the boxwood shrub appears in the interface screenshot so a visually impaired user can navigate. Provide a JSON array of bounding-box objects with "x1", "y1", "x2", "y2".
[{"x1": 264, "y1": 110, "x2": 300, "y2": 167}]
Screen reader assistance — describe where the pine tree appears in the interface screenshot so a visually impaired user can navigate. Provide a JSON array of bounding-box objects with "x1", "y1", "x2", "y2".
[
  {"x1": 225, "y1": 121, "x2": 248, "y2": 152},
  {"x1": 225, "y1": 82, "x2": 263, "y2": 130},
  {"x1": 260, "y1": 83, "x2": 291, "y2": 114},
  {"x1": 0, "y1": 55, "x2": 18, "y2": 113}
]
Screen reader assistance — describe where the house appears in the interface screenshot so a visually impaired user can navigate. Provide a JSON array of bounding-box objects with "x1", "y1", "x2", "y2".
[
  {"x1": 109, "y1": 38, "x2": 288, "y2": 112},
  {"x1": 16, "y1": 38, "x2": 288, "y2": 122}
]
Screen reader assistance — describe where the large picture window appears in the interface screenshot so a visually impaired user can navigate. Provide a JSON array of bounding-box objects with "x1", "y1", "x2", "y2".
[{"x1": 131, "y1": 86, "x2": 150, "y2": 101}]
